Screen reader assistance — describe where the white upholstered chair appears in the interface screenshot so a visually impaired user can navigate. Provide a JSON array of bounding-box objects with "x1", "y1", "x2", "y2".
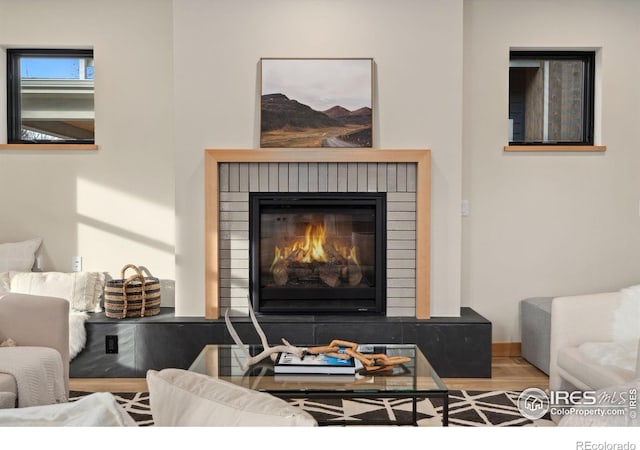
[
  {"x1": 0, "y1": 293, "x2": 69, "y2": 408},
  {"x1": 549, "y1": 287, "x2": 640, "y2": 424}
]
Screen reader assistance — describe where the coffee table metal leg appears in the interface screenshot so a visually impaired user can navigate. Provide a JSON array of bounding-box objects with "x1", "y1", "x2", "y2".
[
  {"x1": 412, "y1": 397, "x2": 418, "y2": 425},
  {"x1": 442, "y1": 393, "x2": 449, "y2": 426}
]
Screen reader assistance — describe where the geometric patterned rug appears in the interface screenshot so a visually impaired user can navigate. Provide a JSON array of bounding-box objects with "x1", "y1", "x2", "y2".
[
  {"x1": 287, "y1": 390, "x2": 554, "y2": 427},
  {"x1": 69, "y1": 390, "x2": 554, "y2": 427}
]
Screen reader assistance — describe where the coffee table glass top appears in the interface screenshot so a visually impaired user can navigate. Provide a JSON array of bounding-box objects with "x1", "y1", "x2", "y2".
[{"x1": 189, "y1": 344, "x2": 447, "y2": 394}]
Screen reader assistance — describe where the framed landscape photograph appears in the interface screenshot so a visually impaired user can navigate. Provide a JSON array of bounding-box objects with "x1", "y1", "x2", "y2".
[{"x1": 260, "y1": 58, "x2": 373, "y2": 148}]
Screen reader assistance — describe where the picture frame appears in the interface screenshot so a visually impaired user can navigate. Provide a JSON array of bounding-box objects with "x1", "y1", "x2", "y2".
[{"x1": 260, "y1": 58, "x2": 373, "y2": 148}]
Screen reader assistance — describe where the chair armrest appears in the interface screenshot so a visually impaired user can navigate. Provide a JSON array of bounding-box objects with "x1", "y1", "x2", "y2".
[
  {"x1": 549, "y1": 291, "x2": 620, "y2": 391},
  {"x1": 0, "y1": 293, "x2": 70, "y2": 393}
]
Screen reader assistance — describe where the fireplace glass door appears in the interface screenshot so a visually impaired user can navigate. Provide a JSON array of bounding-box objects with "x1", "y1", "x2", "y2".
[{"x1": 250, "y1": 193, "x2": 386, "y2": 314}]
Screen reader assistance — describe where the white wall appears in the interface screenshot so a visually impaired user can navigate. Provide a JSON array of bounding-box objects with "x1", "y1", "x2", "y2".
[
  {"x1": 173, "y1": 0, "x2": 464, "y2": 317},
  {"x1": 3, "y1": 0, "x2": 637, "y2": 340},
  {"x1": 0, "y1": 0, "x2": 176, "y2": 303},
  {"x1": 463, "y1": 0, "x2": 640, "y2": 340}
]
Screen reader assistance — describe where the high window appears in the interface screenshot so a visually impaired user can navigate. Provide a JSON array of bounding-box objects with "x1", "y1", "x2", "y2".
[
  {"x1": 509, "y1": 51, "x2": 595, "y2": 146},
  {"x1": 7, "y1": 49, "x2": 94, "y2": 144}
]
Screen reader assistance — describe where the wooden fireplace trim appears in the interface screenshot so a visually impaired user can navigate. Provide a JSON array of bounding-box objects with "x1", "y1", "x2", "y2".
[{"x1": 204, "y1": 148, "x2": 431, "y2": 319}]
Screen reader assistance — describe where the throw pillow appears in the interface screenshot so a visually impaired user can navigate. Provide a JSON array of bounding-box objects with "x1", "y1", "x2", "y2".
[
  {"x1": 613, "y1": 284, "x2": 640, "y2": 343},
  {"x1": 0, "y1": 238, "x2": 42, "y2": 272},
  {"x1": 0, "y1": 392, "x2": 137, "y2": 425},
  {"x1": 146, "y1": 368, "x2": 317, "y2": 427},
  {"x1": 9, "y1": 271, "x2": 105, "y2": 313}
]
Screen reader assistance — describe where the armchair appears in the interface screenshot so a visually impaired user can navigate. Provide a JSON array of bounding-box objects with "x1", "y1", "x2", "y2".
[
  {"x1": 549, "y1": 291, "x2": 639, "y2": 393},
  {"x1": 549, "y1": 289, "x2": 640, "y2": 425},
  {"x1": 0, "y1": 293, "x2": 69, "y2": 407}
]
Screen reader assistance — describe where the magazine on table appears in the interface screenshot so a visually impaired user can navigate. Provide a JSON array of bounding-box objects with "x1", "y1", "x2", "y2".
[
  {"x1": 273, "y1": 350, "x2": 358, "y2": 374},
  {"x1": 273, "y1": 373, "x2": 360, "y2": 383}
]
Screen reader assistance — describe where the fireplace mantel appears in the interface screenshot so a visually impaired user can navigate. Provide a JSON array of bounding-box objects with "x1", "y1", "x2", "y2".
[{"x1": 204, "y1": 149, "x2": 431, "y2": 319}]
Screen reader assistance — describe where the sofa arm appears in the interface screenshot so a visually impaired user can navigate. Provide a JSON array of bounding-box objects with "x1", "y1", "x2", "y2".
[
  {"x1": 549, "y1": 291, "x2": 620, "y2": 391},
  {"x1": 0, "y1": 293, "x2": 70, "y2": 393}
]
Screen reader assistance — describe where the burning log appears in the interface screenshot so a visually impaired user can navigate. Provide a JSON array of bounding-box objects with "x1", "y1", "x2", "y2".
[
  {"x1": 271, "y1": 259, "x2": 289, "y2": 286},
  {"x1": 270, "y1": 221, "x2": 365, "y2": 288},
  {"x1": 348, "y1": 260, "x2": 363, "y2": 286},
  {"x1": 319, "y1": 263, "x2": 341, "y2": 287}
]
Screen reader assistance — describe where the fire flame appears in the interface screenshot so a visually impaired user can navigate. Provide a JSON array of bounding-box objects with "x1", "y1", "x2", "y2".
[{"x1": 271, "y1": 222, "x2": 359, "y2": 269}]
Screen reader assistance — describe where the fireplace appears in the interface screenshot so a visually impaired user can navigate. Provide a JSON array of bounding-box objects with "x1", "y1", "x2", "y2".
[{"x1": 249, "y1": 193, "x2": 386, "y2": 314}]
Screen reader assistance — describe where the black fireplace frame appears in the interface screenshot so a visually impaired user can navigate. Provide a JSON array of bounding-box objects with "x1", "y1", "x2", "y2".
[{"x1": 249, "y1": 192, "x2": 386, "y2": 315}]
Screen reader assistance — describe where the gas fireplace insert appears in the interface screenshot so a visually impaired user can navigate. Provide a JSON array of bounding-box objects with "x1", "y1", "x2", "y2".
[{"x1": 249, "y1": 193, "x2": 386, "y2": 314}]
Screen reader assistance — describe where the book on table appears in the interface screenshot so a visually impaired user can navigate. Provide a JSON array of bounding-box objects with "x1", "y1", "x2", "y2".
[{"x1": 273, "y1": 351, "x2": 356, "y2": 375}]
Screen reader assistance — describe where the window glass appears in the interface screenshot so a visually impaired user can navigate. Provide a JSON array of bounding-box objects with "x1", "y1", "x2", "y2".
[
  {"x1": 509, "y1": 51, "x2": 594, "y2": 145},
  {"x1": 8, "y1": 50, "x2": 94, "y2": 143}
]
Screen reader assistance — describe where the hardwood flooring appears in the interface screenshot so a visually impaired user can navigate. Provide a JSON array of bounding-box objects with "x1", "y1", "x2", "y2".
[
  {"x1": 69, "y1": 356, "x2": 549, "y2": 393},
  {"x1": 443, "y1": 356, "x2": 549, "y2": 391}
]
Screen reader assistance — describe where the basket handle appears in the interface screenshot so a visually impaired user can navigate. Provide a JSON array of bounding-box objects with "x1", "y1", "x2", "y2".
[
  {"x1": 120, "y1": 266, "x2": 148, "y2": 318},
  {"x1": 121, "y1": 264, "x2": 145, "y2": 283}
]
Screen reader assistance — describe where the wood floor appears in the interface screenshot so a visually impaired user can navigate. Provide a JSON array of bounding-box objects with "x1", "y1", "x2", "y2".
[{"x1": 69, "y1": 356, "x2": 549, "y2": 393}]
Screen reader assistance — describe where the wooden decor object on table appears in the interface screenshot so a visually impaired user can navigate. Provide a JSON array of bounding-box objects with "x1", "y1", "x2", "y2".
[
  {"x1": 225, "y1": 299, "x2": 412, "y2": 372},
  {"x1": 306, "y1": 339, "x2": 411, "y2": 373}
]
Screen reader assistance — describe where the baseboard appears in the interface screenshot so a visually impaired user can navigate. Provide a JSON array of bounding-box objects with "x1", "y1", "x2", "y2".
[{"x1": 492, "y1": 342, "x2": 521, "y2": 357}]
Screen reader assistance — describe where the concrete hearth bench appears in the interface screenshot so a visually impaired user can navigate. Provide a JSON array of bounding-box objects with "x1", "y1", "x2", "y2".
[
  {"x1": 70, "y1": 307, "x2": 492, "y2": 378},
  {"x1": 519, "y1": 297, "x2": 553, "y2": 375}
]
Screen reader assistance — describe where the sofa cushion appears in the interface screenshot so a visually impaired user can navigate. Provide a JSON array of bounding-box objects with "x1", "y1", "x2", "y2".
[
  {"x1": 558, "y1": 346, "x2": 634, "y2": 390},
  {"x1": 147, "y1": 368, "x2": 317, "y2": 427}
]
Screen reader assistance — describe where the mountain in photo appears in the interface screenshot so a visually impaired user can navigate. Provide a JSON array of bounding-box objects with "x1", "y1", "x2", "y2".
[
  {"x1": 324, "y1": 105, "x2": 371, "y2": 126},
  {"x1": 346, "y1": 106, "x2": 372, "y2": 125},
  {"x1": 323, "y1": 105, "x2": 351, "y2": 119},
  {"x1": 261, "y1": 93, "x2": 340, "y2": 131}
]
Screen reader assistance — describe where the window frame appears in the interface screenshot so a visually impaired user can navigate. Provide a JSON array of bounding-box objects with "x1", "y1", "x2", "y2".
[
  {"x1": 6, "y1": 48, "x2": 95, "y2": 145},
  {"x1": 508, "y1": 50, "x2": 596, "y2": 147}
]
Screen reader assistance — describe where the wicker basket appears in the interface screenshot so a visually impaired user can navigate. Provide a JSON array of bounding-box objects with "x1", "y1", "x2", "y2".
[{"x1": 104, "y1": 264, "x2": 161, "y2": 319}]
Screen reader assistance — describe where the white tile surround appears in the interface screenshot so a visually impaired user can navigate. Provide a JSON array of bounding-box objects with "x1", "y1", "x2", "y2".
[{"x1": 218, "y1": 162, "x2": 417, "y2": 317}]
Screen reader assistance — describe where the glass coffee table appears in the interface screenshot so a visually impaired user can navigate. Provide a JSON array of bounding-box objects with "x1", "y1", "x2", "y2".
[{"x1": 189, "y1": 343, "x2": 449, "y2": 426}]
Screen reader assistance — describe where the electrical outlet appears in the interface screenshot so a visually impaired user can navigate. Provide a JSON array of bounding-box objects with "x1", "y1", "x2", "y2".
[
  {"x1": 105, "y1": 335, "x2": 118, "y2": 354},
  {"x1": 71, "y1": 256, "x2": 82, "y2": 272}
]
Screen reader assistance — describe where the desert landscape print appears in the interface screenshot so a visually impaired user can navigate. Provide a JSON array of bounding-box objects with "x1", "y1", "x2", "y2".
[{"x1": 260, "y1": 58, "x2": 373, "y2": 148}]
